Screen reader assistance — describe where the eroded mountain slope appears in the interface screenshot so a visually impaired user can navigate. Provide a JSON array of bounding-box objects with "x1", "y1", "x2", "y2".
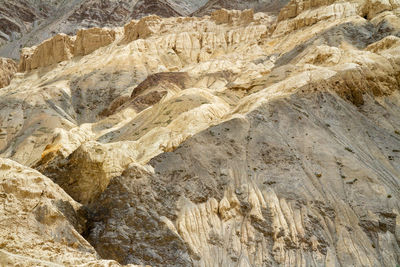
[
  {"x1": 0, "y1": 157, "x2": 142, "y2": 266},
  {"x1": 88, "y1": 89, "x2": 400, "y2": 266},
  {"x1": 0, "y1": 0, "x2": 400, "y2": 266},
  {"x1": 0, "y1": 0, "x2": 270, "y2": 59}
]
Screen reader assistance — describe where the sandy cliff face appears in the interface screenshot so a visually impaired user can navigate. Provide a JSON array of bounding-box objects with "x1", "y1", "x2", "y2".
[
  {"x1": 1, "y1": 1, "x2": 400, "y2": 266},
  {"x1": 0, "y1": 58, "x2": 17, "y2": 88},
  {"x1": 18, "y1": 27, "x2": 118, "y2": 72}
]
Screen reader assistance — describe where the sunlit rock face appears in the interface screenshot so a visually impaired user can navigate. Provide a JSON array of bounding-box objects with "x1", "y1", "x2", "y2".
[
  {"x1": 1, "y1": 1, "x2": 400, "y2": 266},
  {"x1": 0, "y1": 57, "x2": 16, "y2": 88}
]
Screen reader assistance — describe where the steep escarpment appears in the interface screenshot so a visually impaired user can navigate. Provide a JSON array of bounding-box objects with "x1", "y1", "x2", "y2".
[
  {"x1": 1, "y1": 1, "x2": 400, "y2": 266},
  {"x1": 74, "y1": 27, "x2": 116, "y2": 56},
  {"x1": 18, "y1": 33, "x2": 75, "y2": 72},
  {"x1": 0, "y1": 57, "x2": 17, "y2": 88},
  {"x1": 18, "y1": 27, "x2": 118, "y2": 71}
]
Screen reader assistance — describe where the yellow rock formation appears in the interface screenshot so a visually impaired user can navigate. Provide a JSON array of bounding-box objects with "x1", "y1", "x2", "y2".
[
  {"x1": 0, "y1": 2, "x2": 400, "y2": 266},
  {"x1": 0, "y1": 57, "x2": 17, "y2": 88}
]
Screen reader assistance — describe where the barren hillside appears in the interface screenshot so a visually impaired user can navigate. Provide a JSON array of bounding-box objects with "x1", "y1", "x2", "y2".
[{"x1": 0, "y1": 0, "x2": 400, "y2": 266}]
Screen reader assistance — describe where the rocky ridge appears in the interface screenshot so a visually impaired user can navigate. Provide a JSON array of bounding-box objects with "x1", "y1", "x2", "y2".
[
  {"x1": 0, "y1": 1, "x2": 400, "y2": 266},
  {"x1": 0, "y1": 0, "x2": 279, "y2": 60}
]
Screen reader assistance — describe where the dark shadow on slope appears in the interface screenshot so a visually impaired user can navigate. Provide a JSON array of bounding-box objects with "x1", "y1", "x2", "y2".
[
  {"x1": 69, "y1": 69, "x2": 142, "y2": 124},
  {"x1": 84, "y1": 168, "x2": 193, "y2": 266}
]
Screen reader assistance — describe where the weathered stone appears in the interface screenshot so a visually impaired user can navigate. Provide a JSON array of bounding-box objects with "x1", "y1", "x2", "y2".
[
  {"x1": 121, "y1": 15, "x2": 162, "y2": 43},
  {"x1": 211, "y1": 8, "x2": 254, "y2": 25},
  {"x1": 18, "y1": 34, "x2": 74, "y2": 72},
  {"x1": 1, "y1": 2, "x2": 400, "y2": 266},
  {"x1": 0, "y1": 57, "x2": 17, "y2": 88},
  {"x1": 74, "y1": 28, "x2": 116, "y2": 56}
]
